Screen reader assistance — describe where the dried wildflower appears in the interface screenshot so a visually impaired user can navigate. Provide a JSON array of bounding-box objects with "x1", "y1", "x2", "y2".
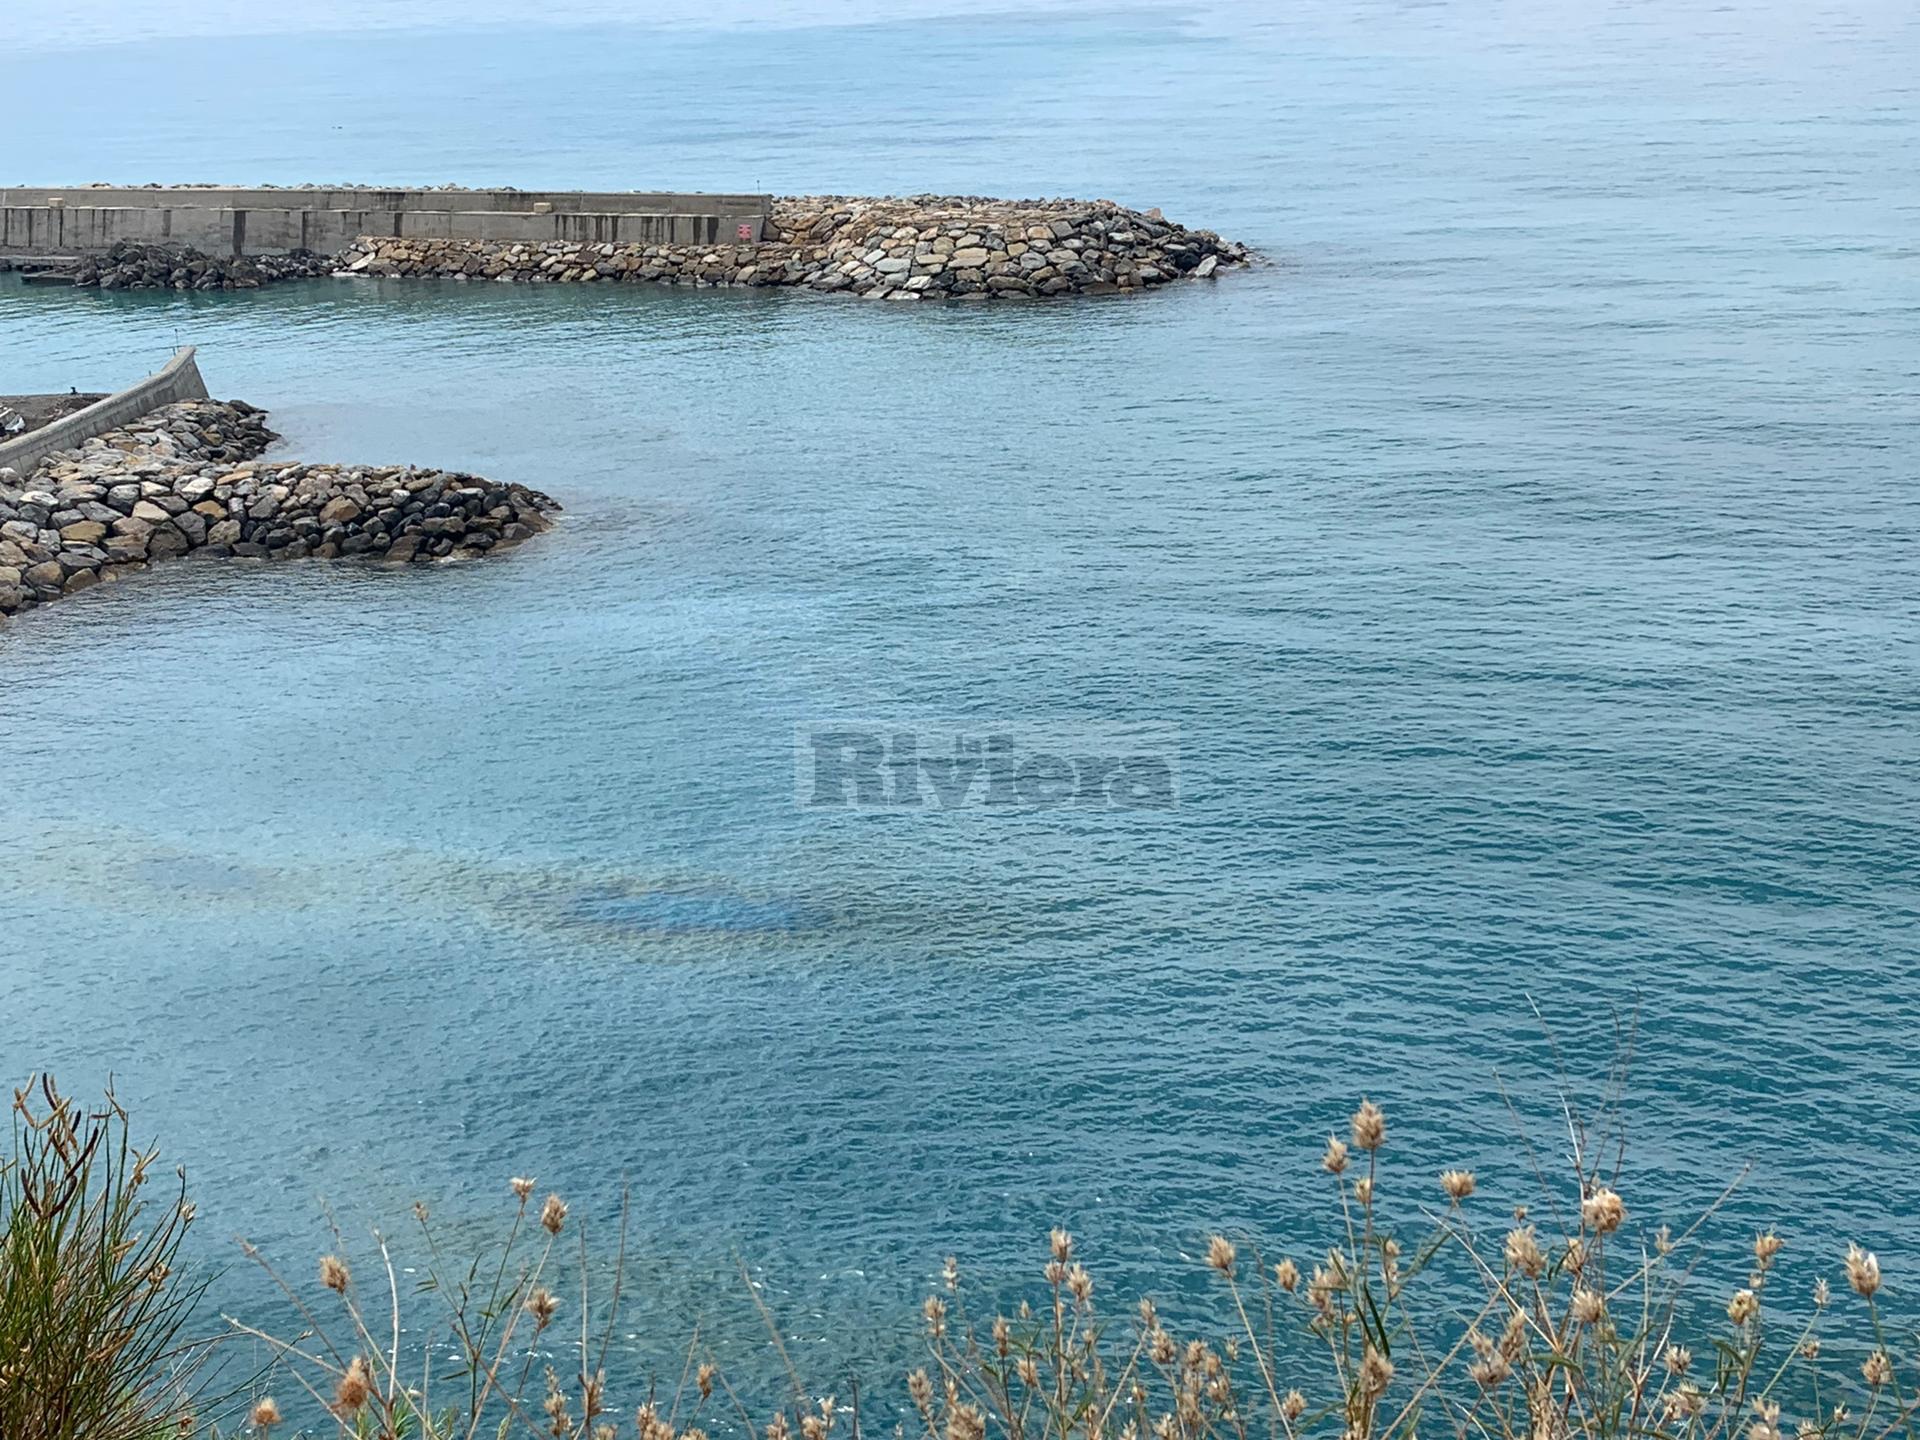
[
  {"x1": 1275, "y1": 1258, "x2": 1300, "y2": 1292},
  {"x1": 767, "y1": 1413, "x2": 792, "y2": 1440},
  {"x1": 1504, "y1": 1225, "x2": 1546, "y2": 1279},
  {"x1": 540, "y1": 1193, "x2": 568, "y2": 1235},
  {"x1": 333, "y1": 1356, "x2": 372, "y2": 1416},
  {"x1": 1814, "y1": 1278, "x2": 1831, "y2": 1309},
  {"x1": 319, "y1": 1255, "x2": 350, "y2": 1294},
  {"x1": 1321, "y1": 1136, "x2": 1350, "y2": 1175},
  {"x1": 1749, "y1": 1400, "x2": 1784, "y2": 1440},
  {"x1": 1800, "y1": 1338, "x2": 1821, "y2": 1360},
  {"x1": 993, "y1": 1314, "x2": 1012, "y2": 1356},
  {"x1": 923, "y1": 1295, "x2": 948, "y2": 1339},
  {"x1": 1500, "y1": 1308, "x2": 1528, "y2": 1360},
  {"x1": 412, "y1": 1200, "x2": 429, "y2": 1222},
  {"x1": 1067, "y1": 1263, "x2": 1094, "y2": 1302},
  {"x1": 179, "y1": 1201, "x2": 197, "y2": 1224},
  {"x1": 1359, "y1": 1347, "x2": 1393, "y2": 1396},
  {"x1": 525, "y1": 1285, "x2": 560, "y2": 1329},
  {"x1": 1663, "y1": 1344, "x2": 1692, "y2": 1377},
  {"x1": 947, "y1": 1404, "x2": 986, "y2": 1440},
  {"x1": 909, "y1": 1369, "x2": 935, "y2": 1416},
  {"x1": 1754, "y1": 1231, "x2": 1784, "y2": 1266},
  {"x1": 1728, "y1": 1289, "x2": 1760, "y2": 1326},
  {"x1": 1351, "y1": 1100, "x2": 1387, "y2": 1152},
  {"x1": 1846, "y1": 1244, "x2": 1881, "y2": 1298},
  {"x1": 1281, "y1": 1390, "x2": 1307, "y2": 1422},
  {"x1": 943, "y1": 1256, "x2": 959, "y2": 1291},
  {"x1": 1863, "y1": 1350, "x2": 1894, "y2": 1388},
  {"x1": 1655, "y1": 1223, "x2": 1673, "y2": 1256},
  {"x1": 1664, "y1": 1385, "x2": 1706, "y2": 1423},
  {"x1": 1051, "y1": 1228, "x2": 1073, "y2": 1263},
  {"x1": 510, "y1": 1176, "x2": 535, "y2": 1202},
  {"x1": 1353, "y1": 1176, "x2": 1374, "y2": 1207},
  {"x1": 1207, "y1": 1235, "x2": 1237, "y2": 1276},
  {"x1": 1581, "y1": 1187, "x2": 1625, "y2": 1236},
  {"x1": 249, "y1": 1397, "x2": 283, "y2": 1431},
  {"x1": 1469, "y1": 1327, "x2": 1511, "y2": 1388},
  {"x1": 1440, "y1": 1170, "x2": 1475, "y2": 1203},
  {"x1": 1570, "y1": 1289, "x2": 1605, "y2": 1326},
  {"x1": 638, "y1": 1403, "x2": 674, "y2": 1440},
  {"x1": 1018, "y1": 1355, "x2": 1041, "y2": 1388},
  {"x1": 698, "y1": 1362, "x2": 716, "y2": 1400}
]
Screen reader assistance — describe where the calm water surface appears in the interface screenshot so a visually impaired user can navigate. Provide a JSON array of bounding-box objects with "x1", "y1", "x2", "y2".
[{"x1": 4, "y1": 0, "x2": 1918, "y2": 1393}]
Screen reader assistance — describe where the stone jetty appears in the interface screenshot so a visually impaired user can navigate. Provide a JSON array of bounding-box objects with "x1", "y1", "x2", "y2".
[
  {"x1": 0, "y1": 400, "x2": 560, "y2": 620},
  {"x1": 336, "y1": 195, "x2": 1247, "y2": 300},
  {"x1": 70, "y1": 241, "x2": 336, "y2": 291}
]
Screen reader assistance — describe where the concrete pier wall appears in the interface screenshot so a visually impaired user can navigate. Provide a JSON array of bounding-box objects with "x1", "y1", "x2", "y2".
[
  {"x1": 0, "y1": 188, "x2": 771, "y2": 257},
  {"x1": 0, "y1": 347, "x2": 210, "y2": 476}
]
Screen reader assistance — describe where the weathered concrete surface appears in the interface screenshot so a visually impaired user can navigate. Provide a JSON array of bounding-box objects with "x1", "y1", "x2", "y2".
[
  {"x1": 0, "y1": 348, "x2": 209, "y2": 476},
  {"x1": 0, "y1": 187, "x2": 772, "y2": 257}
]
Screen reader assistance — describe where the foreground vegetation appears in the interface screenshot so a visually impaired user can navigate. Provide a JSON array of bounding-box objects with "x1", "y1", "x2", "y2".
[{"x1": 3, "y1": 1074, "x2": 1912, "y2": 1440}]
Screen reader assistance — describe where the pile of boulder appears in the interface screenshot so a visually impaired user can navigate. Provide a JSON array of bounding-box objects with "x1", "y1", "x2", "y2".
[
  {"x1": 66, "y1": 241, "x2": 336, "y2": 291},
  {"x1": 1, "y1": 400, "x2": 560, "y2": 619},
  {"x1": 333, "y1": 194, "x2": 1248, "y2": 300}
]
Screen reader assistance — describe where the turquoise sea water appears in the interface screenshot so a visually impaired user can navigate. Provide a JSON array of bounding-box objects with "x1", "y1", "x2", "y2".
[{"x1": 4, "y1": 0, "x2": 1919, "y2": 1397}]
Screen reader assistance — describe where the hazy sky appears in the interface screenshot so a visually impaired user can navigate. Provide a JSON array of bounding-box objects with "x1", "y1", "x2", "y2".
[{"x1": 13, "y1": 0, "x2": 1156, "y2": 49}]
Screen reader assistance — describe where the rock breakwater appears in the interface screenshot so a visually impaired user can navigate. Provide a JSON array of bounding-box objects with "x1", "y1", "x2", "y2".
[
  {"x1": 336, "y1": 194, "x2": 1246, "y2": 300},
  {"x1": 0, "y1": 400, "x2": 560, "y2": 620},
  {"x1": 67, "y1": 241, "x2": 336, "y2": 291}
]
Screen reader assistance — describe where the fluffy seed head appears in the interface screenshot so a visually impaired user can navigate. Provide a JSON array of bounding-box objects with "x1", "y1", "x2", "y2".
[
  {"x1": 1581, "y1": 1187, "x2": 1625, "y2": 1236},
  {"x1": 249, "y1": 1397, "x2": 282, "y2": 1431},
  {"x1": 319, "y1": 1255, "x2": 350, "y2": 1294},
  {"x1": 1571, "y1": 1289, "x2": 1605, "y2": 1326},
  {"x1": 1275, "y1": 1258, "x2": 1300, "y2": 1292},
  {"x1": 1050, "y1": 1228, "x2": 1073, "y2": 1263},
  {"x1": 1321, "y1": 1137, "x2": 1349, "y2": 1175},
  {"x1": 1863, "y1": 1351, "x2": 1894, "y2": 1388},
  {"x1": 510, "y1": 1176, "x2": 535, "y2": 1202},
  {"x1": 1664, "y1": 1345, "x2": 1692, "y2": 1377},
  {"x1": 1281, "y1": 1391, "x2": 1306, "y2": 1422},
  {"x1": 1728, "y1": 1289, "x2": 1760, "y2": 1326},
  {"x1": 1754, "y1": 1231, "x2": 1784, "y2": 1266},
  {"x1": 1067, "y1": 1263, "x2": 1093, "y2": 1303},
  {"x1": 1351, "y1": 1101, "x2": 1387, "y2": 1152},
  {"x1": 1359, "y1": 1347, "x2": 1394, "y2": 1396},
  {"x1": 1846, "y1": 1244, "x2": 1881, "y2": 1298},
  {"x1": 1504, "y1": 1225, "x2": 1546, "y2": 1279},
  {"x1": 1440, "y1": 1170, "x2": 1475, "y2": 1203},
  {"x1": 1207, "y1": 1235, "x2": 1236, "y2": 1276},
  {"x1": 540, "y1": 1193, "x2": 567, "y2": 1235},
  {"x1": 525, "y1": 1285, "x2": 560, "y2": 1329},
  {"x1": 1353, "y1": 1177, "x2": 1374, "y2": 1207},
  {"x1": 333, "y1": 1356, "x2": 371, "y2": 1416}
]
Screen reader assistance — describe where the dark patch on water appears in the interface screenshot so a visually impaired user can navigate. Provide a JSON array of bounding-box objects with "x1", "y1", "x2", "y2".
[{"x1": 560, "y1": 885, "x2": 820, "y2": 937}]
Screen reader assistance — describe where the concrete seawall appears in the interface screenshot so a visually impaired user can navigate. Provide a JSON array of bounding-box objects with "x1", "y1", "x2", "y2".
[
  {"x1": 0, "y1": 187, "x2": 772, "y2": 257},
  {"x1": 0, "y1": 347, "x2": 209, "y2": 476}
]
